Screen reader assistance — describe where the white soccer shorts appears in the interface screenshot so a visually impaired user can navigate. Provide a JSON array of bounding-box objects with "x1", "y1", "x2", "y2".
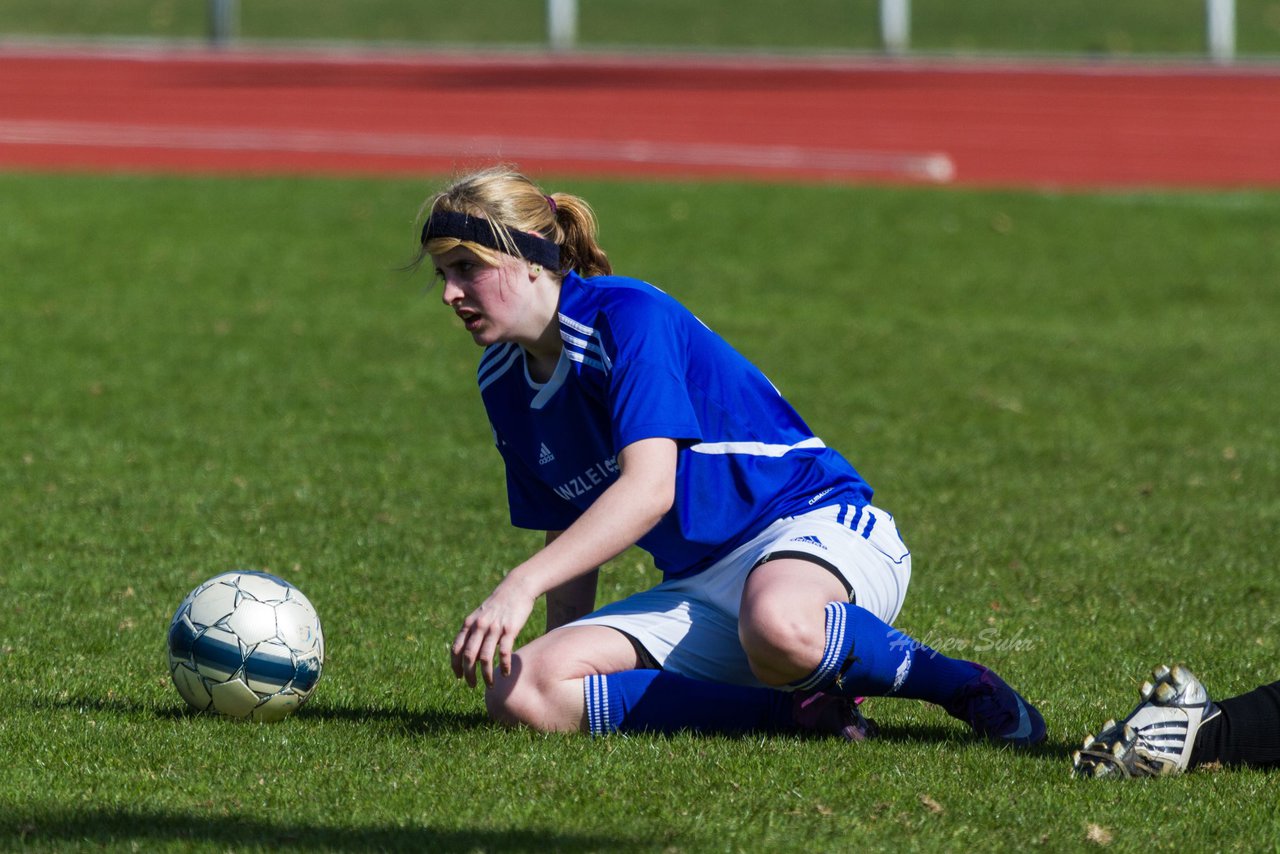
[{"x1": 569, "y1": 503, "x2": 912, "y2": 688}]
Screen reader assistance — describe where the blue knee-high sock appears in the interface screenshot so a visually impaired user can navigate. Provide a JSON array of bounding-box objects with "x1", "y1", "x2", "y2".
[
  {"x1": 584, "y1": 670, "x2": 796, "y2": 736},
  {"x1": 792, "y1": 602, "x2": 978, "y2": 704}
]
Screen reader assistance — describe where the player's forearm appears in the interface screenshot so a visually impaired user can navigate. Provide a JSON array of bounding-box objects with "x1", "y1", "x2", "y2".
[
  {"x1": 502, "y1": 470, "x2": 671, "y2": 601},
  {"x1": 500, "y1": 438, "x2": 677, "y2": 604}
]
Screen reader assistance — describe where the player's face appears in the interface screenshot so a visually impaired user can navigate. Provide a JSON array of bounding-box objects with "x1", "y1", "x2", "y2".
[{"x1": 434, "y1": 246, "x2": 540, "y2": 347}]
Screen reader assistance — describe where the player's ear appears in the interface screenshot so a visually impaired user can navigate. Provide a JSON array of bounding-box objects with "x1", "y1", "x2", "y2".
[{"x1": 528, "y1": 262, "x2": 544, "y2": 280}]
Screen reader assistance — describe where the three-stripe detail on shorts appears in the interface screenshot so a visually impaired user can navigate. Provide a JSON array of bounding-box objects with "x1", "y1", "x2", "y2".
[
  {"x1": 835, "y1": 502, "x2": 908, "y2": 565},
  {"x1": 836, "y1": 503, "x2": 877, "y2": 539}
]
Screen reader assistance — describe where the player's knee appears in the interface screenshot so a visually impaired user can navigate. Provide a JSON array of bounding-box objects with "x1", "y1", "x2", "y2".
[
  {"x1": 482, "y1": 655, "x2": 541, "y2": 728},
  {"x1": 739, "y1": 603, "x2": 825, "y2": 687},
  {"x1": 484, "y1": 678, "x2": 533, "y2": 728},
  {"x1": 482, "y1": 654, "x2": 575, "y2": 732}
]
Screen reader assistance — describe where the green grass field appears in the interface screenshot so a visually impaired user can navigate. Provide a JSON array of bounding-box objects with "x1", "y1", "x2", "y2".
[
  {"x1": 1, "y1": 170, "x2": 1279, "y2": 851},
  {"x1": 4, "y1": 0, "x2": 1280, "y2": 57}
]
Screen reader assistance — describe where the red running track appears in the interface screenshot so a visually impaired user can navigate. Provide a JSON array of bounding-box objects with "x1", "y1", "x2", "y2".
[{"x1": 2, "y1": 46, "x2": 1279, "y2": 189}]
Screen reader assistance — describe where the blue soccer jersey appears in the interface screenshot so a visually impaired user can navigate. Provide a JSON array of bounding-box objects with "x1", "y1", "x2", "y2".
[{"x1": 477, "y1": 272, "x2": 872, "y2": 578}]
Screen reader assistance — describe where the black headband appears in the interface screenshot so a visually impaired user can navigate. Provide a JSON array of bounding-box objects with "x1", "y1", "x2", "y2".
[{"x1": 421, "y1": 210, "x2": 560, "y2": 269}]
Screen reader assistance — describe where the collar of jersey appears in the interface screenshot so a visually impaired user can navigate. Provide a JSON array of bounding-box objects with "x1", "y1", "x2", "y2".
[{"x1": 527, "y1": 349, "x2": 570, "y2": 410}]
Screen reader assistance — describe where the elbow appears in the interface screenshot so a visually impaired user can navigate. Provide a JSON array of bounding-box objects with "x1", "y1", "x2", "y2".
[
  {"x1": 616, "y1": 437, "x2": 678, "y2": 528},
  {"x1": 651, "y1": 480, "x2": 675, "y2": 522},
  {"x1": 645, "y1": 471, "x2": 675, "y2": 524},
  {"x1": 632, "y1": 471, "x2": 674, "y2": 528}
]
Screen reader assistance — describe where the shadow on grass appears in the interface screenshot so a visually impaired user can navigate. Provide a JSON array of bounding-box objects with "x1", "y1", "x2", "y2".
[
  {"x1": 870, "y1": 721, "x2": 1078, "y2": 760},
  {"x1": 302, "y1": 703, "x2": 491, "y2": 733},
  {"x1": 36, "y1": 694, "x2": 490, "y2": 733},
  {"x1": 0, "y1": 807, "x2": 636, "y2": 853},
  {"x1": 35, "y1": 695, "x2": 1077, "y2": 757}
]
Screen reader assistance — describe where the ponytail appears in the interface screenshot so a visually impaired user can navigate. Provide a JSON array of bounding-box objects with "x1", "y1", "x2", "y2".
[{"x1": 546, "y1": 192, "x2": 612, "y2": 277}]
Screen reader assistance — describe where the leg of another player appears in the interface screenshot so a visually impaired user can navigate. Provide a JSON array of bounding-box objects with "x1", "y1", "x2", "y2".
[
  {"x1": 739, "y1": 558, "x2": 1046, "y2": 746},
  {"x1": 1194, "y1": 678, "x2": 1280, "y2": 768},
  {"x1": 1074, "y1": 665, "x2": 1280, "y2": 777}
]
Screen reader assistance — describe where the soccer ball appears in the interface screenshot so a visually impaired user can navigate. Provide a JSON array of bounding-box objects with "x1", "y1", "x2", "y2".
[{"x1": 167, "y1": 571, "x2": 324, "y2": 722}]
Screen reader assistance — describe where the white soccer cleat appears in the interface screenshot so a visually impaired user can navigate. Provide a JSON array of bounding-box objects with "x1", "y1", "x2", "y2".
[{"x1": 1073, "y1": 664, "x2": 1220, "y2": 778}]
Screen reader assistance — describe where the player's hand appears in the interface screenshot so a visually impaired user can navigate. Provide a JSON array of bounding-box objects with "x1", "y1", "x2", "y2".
[{"x1": 450, "y1": 578, "x2": 535, "y2": 688}]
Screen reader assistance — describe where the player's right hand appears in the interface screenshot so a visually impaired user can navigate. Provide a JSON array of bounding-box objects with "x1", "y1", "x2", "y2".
[{"x1": 450, "y1": 577, "x2": 535, "y2": 688}]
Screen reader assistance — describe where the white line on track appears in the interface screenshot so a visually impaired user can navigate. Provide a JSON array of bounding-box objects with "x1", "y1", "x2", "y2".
[
  {"x1": 0, "y1": 119, "x2": 955, "y2": 182},
  {"x1": 5, "y1": 39, "x2": 1279, "y2": 79}
]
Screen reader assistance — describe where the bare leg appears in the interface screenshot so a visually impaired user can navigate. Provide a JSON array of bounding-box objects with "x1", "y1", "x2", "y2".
[
  {"x1": 738, "y1": 558, "x2": 847, "y2": 686},
  {"x1": 484, "y1": 625, "x2": 642, "y2": 732}
]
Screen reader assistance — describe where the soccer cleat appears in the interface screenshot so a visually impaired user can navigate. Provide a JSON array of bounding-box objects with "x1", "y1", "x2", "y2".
[
  {"x1": 942, "y1": 662, "x2": 1047, "y2": 747},
  {"x1": 794, "y1": 691, "x2": 878, "y2": 742},
  {"x1": 1073, "y1": 664, "x2": 1220, "y2": 778}
]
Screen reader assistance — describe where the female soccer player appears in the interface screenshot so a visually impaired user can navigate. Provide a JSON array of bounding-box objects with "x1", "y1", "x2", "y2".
[{"x1": 422, "y1": 166, "x2": 1045, "y2": 744}]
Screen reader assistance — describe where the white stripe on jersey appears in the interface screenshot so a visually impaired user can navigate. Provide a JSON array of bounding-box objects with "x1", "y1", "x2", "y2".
[
  {"x1": 560, "y1": 331, "x2": 586, "y2": 348},
  {"x1": 564, "y1": 349, "x2": 607, "y2": 371},
  {"x1": 688, "y1": 436, "x2": 826, "y2": 457},
  {"x1": 557, "y1": 312, "x2": 594, "y2": 336},
  {"x1": 477, "y1": 343, "x2": 522, "y2": 393},
  {"x1": 560, "y1": 330, "x2": 604, "y2": 357},
  {"x1": 558, "y1": 313, "x2": 612, "y2": 372}
]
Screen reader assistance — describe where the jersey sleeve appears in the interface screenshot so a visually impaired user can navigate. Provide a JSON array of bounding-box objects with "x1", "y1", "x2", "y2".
[{"x1": 600, "y1": 292, "x2": 704, "y2": 450}]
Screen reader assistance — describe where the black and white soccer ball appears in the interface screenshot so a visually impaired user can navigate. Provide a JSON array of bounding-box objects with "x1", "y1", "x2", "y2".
[{"x1": 167, "y1": 571, "x2": 324, "y2": 722}]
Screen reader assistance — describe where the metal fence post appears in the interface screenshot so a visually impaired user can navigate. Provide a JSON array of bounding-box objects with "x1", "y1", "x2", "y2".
[
  {"x1": 1206, "y1": 0, "x2": 1236, "y2": 63},
  {"x1": 548, "y1": 0, "x2": 578, "y2": 51},
  {"x1": 880, "y1": 0, "x2": 910, "y2": 56},
  {"x1": 208, "y1": 0, "x2": 238, "y2": 47}
]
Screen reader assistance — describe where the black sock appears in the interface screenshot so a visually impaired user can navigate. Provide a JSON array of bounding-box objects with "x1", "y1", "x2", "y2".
[{"x1": 1189, "y1": 680, "x2": 1280, "y2": 769}]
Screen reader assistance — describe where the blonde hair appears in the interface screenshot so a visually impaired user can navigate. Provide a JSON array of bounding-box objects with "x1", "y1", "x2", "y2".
[{"x1": 417, "y1": 166, "x2": 611, "y2": 277}]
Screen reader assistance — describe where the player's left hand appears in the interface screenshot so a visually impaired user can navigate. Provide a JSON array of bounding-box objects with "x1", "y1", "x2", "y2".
[{"x1": 450, "y1": 578, "x2": 535, "y2": 688}]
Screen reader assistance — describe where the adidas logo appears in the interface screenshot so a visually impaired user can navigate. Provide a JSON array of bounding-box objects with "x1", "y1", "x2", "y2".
[
  {"x1": 790, "y1": 535, "x2": 826, "y2": 550},
  {"x1": 538, "y1": 443, "x2": 555, "y2": 465}
]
